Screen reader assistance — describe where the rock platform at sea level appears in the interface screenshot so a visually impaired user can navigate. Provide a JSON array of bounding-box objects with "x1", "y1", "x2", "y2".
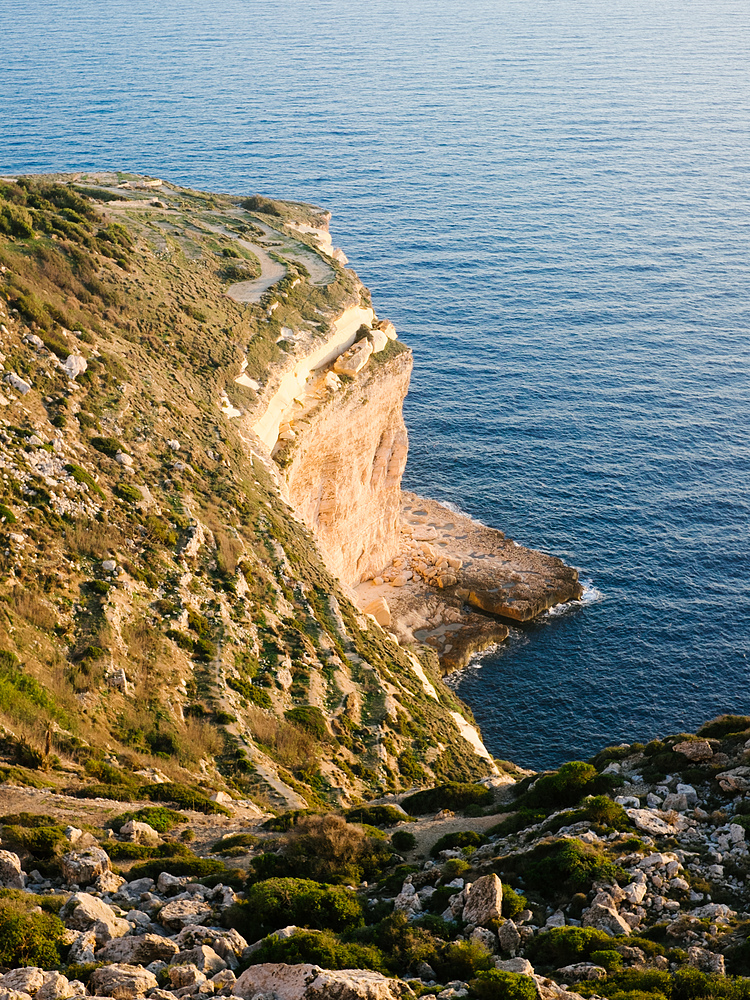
[{"x1": 357, "y1": 493, "x2": 582, "y2": 672}]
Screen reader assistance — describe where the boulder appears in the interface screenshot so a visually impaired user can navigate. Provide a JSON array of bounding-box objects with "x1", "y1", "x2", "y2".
[
  {"x1": 168, "y1": 966, "x2": 206, "y2": 990},
  {"x1": 89, "y1": 965, "x2": 159, "y2": 999},
  {"x1": 363, "y1": 597, "x2": 391, "y2": 628},
  {"x1": 96, "y1": 871, "x2": 127, "y2": 894},
  {"x1": 368, "y1": 328, "x2": 389, "y2": 353},
  {"x1": 497, "y1": 919, "x2": 521, "y2": 955},
  {"x1": 0, "y1": 970, "x2": 45, "y2": 996},
  {"x1": 61, "y1": 846, "x2": 111, "y2": 886},
  {"x1": 0, "y1": 989, "x2": 33, "y2": 1000},
  {"x1": 4, "y1": 372, "x2": 32, "y2": 394},
  {"x1": 495, "y1": 959, "x2": 534, "y2": 976},
  {"x1": 624, "y1": 809, "x2": 678, "y2": 837},
  {"x1": 234, "y1": 964, "x2": 415, "y2": 1000},
  {"x1": 462, "y1": 874, "x2": 503, "y2": 927},
  {"x1": 173, "y1": 946, "x2": 226, "y2": 975},
  {"x1": 97, "y1": 934, "x2": 180, "y2": 965},
  {"x1": 333, "y1": 340, "x2": 373, "y2": 377},
  {"x1": 36, "y1": 974, "x2": 74, "y2": 1000},
  {"x1": 622, "y1": 882, "x2": 647, "y2": 905},
  {"x1": 159, "y1": 898, "x2": 213, "y2": 930},
  {"x1": 60, "y1": 892, "x2": 130, "y2": 945},
  {"x1": 120, "y1": 820, "x2": 160, "y2": 846},
  {"x1": 582, "y1": 893, "x2": 631, "y2": 937},
  {"x1": 175, "y1": 926, "x2": 249, "y2": 968},
  {"x1": 470, "y1": 927, "x2": 497, "y2": 953},
  {"x1": 557, "y1": 965, "x2": 607, "y2": 982},
  {"x1": 673, "y1": 740, "x2": 714, "y2": 761},
  {"x1": 62, "y1": 355, "x2": 87, "y2": 380},
  {"x1": 158, "y1": 872, "x2": 192, "y2": 895},
  {"x1": 68, "y1": 930, "x2": 98, "y2": 964},
  {"x1": 210, "y1": 971, "x2": 236, "y2": 991},
  {"x1": 393, "y1": 882, "x2": 421, "y2": 918},
  {"x1": 0, "y1": 850, "x2": 26, "y2": 889},
  {"x1": 717, "y1": 769, "x2": 750, "y2": 794}
]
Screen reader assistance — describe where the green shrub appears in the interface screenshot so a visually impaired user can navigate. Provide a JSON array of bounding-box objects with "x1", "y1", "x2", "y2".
[
  {"x1": 502, "y1": 884, "x2": 527, "y2": 919},
  {"x1": 442, "y1": 858, "x2": 471, "y2": 880},
  {"x1": 437, "y1": 940, "x2": 494, "y2": 980},
  {"x1": 346, "y1": 805, "x2": 412, "y2": 828},
  {"x1": 285, "y1": 706, "x2": 329, "y2": 741},
  {"x1": 502, "y1": 839, "x2": 624, "y2": 897},
  {"x1": 469, "y1": 970, "x2": 538, "y2": 1000},
  {"x1": 0, "y1": 894, "x2": 65, "y2": 968},
  {"x1": 430, "y1": 830, "x2": 486, "y2": 858},
  {"x1": 248, "y1": 928, "x2": 388, "y2": 973},
  {"x1": 91, "y1": 436, "x2": 123, "y2": 457},
  {"x1": 128, "y1": 848, "x2": 231, "y2": 882},
  {"x1": 65, "y1": 463, "x2": 105, "y2": 498},
  {"x1": 488, "y1": 809, "x2": 548, "y2": 837},
  {"x1": 426, "y1": 885, "x2": 461, "y2": 915},
  {"x1": 110, "y1": 806, "x2": 186, "y2": 833},
  {"x1": 402, "y1": 783, "x2": 493, "y2": 816},
  {"x1": 115, "y1": 483, "x2": 142, "y2": 504},
  {"x1": 2, "y1": 823, "x2": 67, "y2": 860},
  {"x1": 167, "y1": 629, "x2": 195, "y2": 651},
  {"x1": 0, "y1": 503, "x2": 17, "y2": 523},
  {"x1": 525, "y1": 926, "x2": 613, "y2": 967},
  {"x1": 212, "y1": 832, "x2": 257, "y2": 854},
  {"x1": 225, "y1": 877, "x2": 363, "y2": 941},
  {"x1": 698, "y1": 716, "x2": 750, "y2": 739},
  {"x1": 391, "y1": 830, "x2": 417, "y2": 852},
  {"x1": 141, "y1": 782, "x2": 230, "y2": 815},
  {"x1": 274, "y1": 813, "x2": 392, "y2": 884},
  {"x1": 524, "y1": 762, "x2": 600, "y2": 810},
  {"x1": 591, "y1": 949, "x2": 623, "y2": 973},
  {"x1": 70, "y1": 783, "x2": 137, "y2": 801},
  {"x1": 86, "y1": 580, "x2": 109, "y2": 595},
  {"x1": 0, "y1": 811, "x2": 58, "y2": 827},
  {"x1": 241, "y1": 194, "x2": 282, "y2": 216}
]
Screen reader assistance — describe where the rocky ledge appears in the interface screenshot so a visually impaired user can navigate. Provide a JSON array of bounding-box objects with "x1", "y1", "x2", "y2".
[{"x1": 357, "y1": 494, "x2": 582, "y2": 672}]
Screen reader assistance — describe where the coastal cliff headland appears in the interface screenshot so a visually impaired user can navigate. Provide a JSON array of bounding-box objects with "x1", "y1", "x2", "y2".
[{"x1": 1, "y1": 174, "x2": 749, "y2": 1000}]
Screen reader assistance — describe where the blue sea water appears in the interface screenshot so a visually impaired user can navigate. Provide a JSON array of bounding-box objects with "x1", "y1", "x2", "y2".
[{"x1": 2, "y1": 0, "x2": 749, "y2": 769}]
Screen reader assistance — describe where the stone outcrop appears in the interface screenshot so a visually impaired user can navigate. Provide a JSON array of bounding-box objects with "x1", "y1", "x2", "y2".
[
  {"x1": 61, "y1": 847, "x2": 112, "y2": 886},
  {"x1": 234, "y1": 964, "x2": 415, "y2": 1000},
  {"x1": 461, "y1": 874, "x2": 504, "y2": 927},
  {"x1": 88, "y1": 965, "x2": 158, "y2": 999},
  {"x1": 0, "y1": 850, "x2": 26, "y2": 889}
]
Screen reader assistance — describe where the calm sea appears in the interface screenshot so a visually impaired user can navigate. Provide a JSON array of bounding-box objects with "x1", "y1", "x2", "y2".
[{"x1": 2, "y1": 0, "x2": 749, "y2": 769}]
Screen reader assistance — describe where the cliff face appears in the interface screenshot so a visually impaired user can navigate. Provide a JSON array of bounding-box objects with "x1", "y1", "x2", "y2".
[{"x1": 283, "y1": 348, "x2": 411, "y2": 588}]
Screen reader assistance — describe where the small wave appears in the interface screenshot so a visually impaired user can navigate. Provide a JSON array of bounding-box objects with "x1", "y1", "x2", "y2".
[
  {"x1": 546, "y1": 578, "x2": 604, "y2": 616},
  {"x1": 440, "y1": 499, "x2": 489, "y2": 527}
]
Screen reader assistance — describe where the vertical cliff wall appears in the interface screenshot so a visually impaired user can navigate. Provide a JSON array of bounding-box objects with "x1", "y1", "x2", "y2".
[{"x1": 282, "y1": 348, "x2": 412, "y2": 588}]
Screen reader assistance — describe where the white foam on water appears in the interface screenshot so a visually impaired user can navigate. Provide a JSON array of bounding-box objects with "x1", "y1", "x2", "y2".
[{"x1": 546, "y1": 578, "x2": 603, "y2": 617}]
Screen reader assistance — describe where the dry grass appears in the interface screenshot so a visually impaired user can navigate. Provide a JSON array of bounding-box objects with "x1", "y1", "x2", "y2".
[
  {"x1": 215, "y1": 529, "x2": 243, "y2": 577},
  {"x1": 183, "y1": 716, "x2": 224, "y2": 760},
  {"x1": 246, "y1": 706, "x2": 320, "y2": 774},
  {"x1": 9, "y1": 588, "x2": 57, "y2": 630},
  {"x1": 64, "y1": 519, "x2": 122, "y2": 559}
]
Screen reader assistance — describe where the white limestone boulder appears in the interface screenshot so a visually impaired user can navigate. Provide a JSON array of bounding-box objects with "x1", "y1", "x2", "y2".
[
  {"x1": 89, "y1": 965, "x2": 159, "y2": 999},
  {"x1": 462, "y1": 874, "x2": 503, "y2": 927},
  {"x1": 0, "y1": 850, "x2": 26, "y2": 889},
  {"x1": 234, "y1": 964, "x2": 415, "y2": 1000}
]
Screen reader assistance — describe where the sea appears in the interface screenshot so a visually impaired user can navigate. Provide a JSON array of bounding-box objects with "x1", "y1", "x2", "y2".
[{"x1": 2, "y1": 0, "x2": 749, "y2": 770}]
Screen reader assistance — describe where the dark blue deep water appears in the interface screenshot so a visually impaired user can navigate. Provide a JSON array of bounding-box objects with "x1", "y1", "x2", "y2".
[{"x1": 2, "y1": 0, "x2": 749, "y2": 768}]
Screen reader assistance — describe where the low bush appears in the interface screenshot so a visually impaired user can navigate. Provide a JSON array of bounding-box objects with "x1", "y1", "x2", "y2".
[
  {"x1": 591, "y1": 949, "x2": 623, "y2": 973},
  {"x1": 500, "y1": 839, "x2": 624, "y2": 898},
  {"x1": 247, "y1": 928, "x2": 388, "y2": 973},
  {"x1": 524, "y1": 761, "x2": 613, "y2": 810},
  {"x1": 110, "y1": 806, "x2": 186, "y2": 833},
  {"x1": 698, "y1": 716, "x2": 750, "y2": 739},
  {"x1": 242, "y1": 194, "x2": 282, "y2": 216},
  {"x1": 212, "y1": 832, "x2": 258, "y2": 854},
  {"x1": 391, "y1": 829, "x2": 417, "y2": 852},
  {"x1": 128, "y1": 847, "x2": 232, "y2": 882},
  {"x1": 346, "y1": 805, "x2": 412, "y2": 828},
  {"x1": 91, "y1": 435, "x2": 123, "y2": 457},
  {"x1": 273, "y1": 813, "x2": 392, "y2": 884},
  {"x1": 437, "y1": 940, "x2": 494, "y2": 981},
  {"x1": 502, "y1": 884, "x2": 527, "y2": 919},
  {"x1": 525, "y1": 927, "x2": 614, "y2": 967},
  {"x1": 0, "y1": 892, "x2": 65, "y2": 968},
  {"x1": 115, "y1": 483, "x2": 143, "y2": 504},
  {"x1": 2, "y1": 822, "x2": 68, "y2": 861},
  {"x1": 488, "y1": 808, "x2": 548, "y2": 837},
  {"x1": 469, "y1": 970, "x2": 538, "y2": 1000},
  {"x1": 141, "y1": 782, "x2": 230, "y2": 815},
  {"x1": 402, "y1": 783, "x2": 493, "y2": 816},
  {"x1": 225, "y1": 877, "x2": 363, "y2": 941},
  {"x1": 430, "y1": 830, "x2": 486, "y2": 858}
]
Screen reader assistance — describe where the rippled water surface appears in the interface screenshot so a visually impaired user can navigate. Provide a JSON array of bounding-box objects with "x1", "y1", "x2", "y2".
[{"x1": 2, "y1": 0, "x2": 749, "y2": 768}]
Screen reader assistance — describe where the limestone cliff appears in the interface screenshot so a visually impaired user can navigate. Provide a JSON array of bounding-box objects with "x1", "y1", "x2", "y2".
[{"x1": 282, "y1": 347, "x2": 411, "y2": 588}]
